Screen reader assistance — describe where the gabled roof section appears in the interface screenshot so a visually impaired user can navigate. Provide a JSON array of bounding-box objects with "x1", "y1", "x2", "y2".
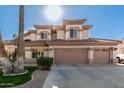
[
  {"x1": 63, "y1": 19, "x2": 87, "y2": 25},
  {"x1": 24, "y1": 30, "x2": 36, "y2": 37},
  {"x1": 83, "y1": 25, "x2": 93, "y2": 30},
  {"x1": 34, "y1": 25, "x2": 53, "y2": 29}
]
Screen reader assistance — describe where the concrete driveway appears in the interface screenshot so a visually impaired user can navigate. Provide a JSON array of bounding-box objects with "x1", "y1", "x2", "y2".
[{"x1": 43, "y1": 64, "x2": 124, "y2": 88}]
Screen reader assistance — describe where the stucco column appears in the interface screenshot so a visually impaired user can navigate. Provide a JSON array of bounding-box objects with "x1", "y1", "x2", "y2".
[
  {"x1": 43, "y1": 49, "x2": 49, "y2": 57},
  {"x1": 79, "y1": 31, "x2": 83, "y2": 40},
  {"x1": 25, "y1": 50, "x2": 32, "y2": 59},
  {"x1": 110, "y1": 47, "x2": 117, "y2": 64},
  {"x1": 48, "y1": 48, "x2": 54, "y2": 58},
  {"x1": 82, "y1": 30, "x2": 88, "y2": 39},
  {"x1": 43, "y1": 47, "x2": 54, "y2": 57},
  {"x1": 37, "y1": 34, "x2": 41, "y2": 40},
  {"x1": 65, "y1": 30, "x2": 69, "y2": 40},
  {"x1": 48, "y1": 33, "x2": 51, "y2": 40},
  {"x1": 88, "y1": 47, "x2": 95, "y2": 64}
]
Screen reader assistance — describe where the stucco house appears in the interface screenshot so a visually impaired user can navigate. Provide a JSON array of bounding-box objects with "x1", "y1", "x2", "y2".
[
  {"x1": 116, "y1": 38, "x2": 124, "y2": 61},
  {"x1": 4, "y1": 19, "x2": 120, "y2": 64}
]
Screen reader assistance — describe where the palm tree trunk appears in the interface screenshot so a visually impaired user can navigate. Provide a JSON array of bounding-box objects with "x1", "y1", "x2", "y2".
[
  {"x1": 15, "y1": 5, "x2": 25, "y2": 71},
  {"x1": 17, "y1": 5, "x2": 24, "y2": 59}
]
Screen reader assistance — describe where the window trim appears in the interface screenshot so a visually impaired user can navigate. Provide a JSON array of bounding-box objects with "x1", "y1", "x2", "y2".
[
  {"x1": 41, "y1": 32, "x2": 48, "y2": 40},
  {"x1": 69, "y1": 28, "x2": 79, "y2": 39}
]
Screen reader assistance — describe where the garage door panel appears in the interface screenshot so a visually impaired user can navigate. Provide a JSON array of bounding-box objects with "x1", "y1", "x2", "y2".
[
  {"x1": 55, "y1": 49, "x2": 88, "y2": 64},
  {"x1": 94, "y1": 49, "x2": 110, "y2": 64}
]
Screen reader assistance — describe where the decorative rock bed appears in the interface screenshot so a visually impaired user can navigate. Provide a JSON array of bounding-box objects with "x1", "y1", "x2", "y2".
[{"x1": 3, "y1": 70, "x2": 28, "y2": 76}]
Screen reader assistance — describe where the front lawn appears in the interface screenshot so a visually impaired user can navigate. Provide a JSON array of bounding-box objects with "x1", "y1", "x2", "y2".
[{"x1": 0, "y1": 66, "x2": 37, "y2": 88}]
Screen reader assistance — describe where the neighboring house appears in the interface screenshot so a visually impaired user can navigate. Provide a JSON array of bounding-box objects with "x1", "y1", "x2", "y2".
[
  {"x1": 4, "y1": 19, "x2": 120, "y2": 64},
  {"x1": 116, "y1": 38, "x2": 124, "y2": 61}
]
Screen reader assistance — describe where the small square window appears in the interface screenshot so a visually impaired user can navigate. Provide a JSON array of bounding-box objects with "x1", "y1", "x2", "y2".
[{"x1": 41, "y1": 32, "x2": 48, "y2": 39}]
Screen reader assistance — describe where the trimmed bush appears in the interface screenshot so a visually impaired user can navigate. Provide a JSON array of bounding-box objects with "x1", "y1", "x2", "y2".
[
  {"x1": 120, "y1": 59, "x2": 124, "y2": 64},
  {"x1": 116, "y1": 57, "x2": 121, "y2": 63},
  {"x1": 37, "y1": 57, "x2": 53, "y2": 70},
  {"x1": 0, "y1": 66, "x2": 37, "y2": 88}
]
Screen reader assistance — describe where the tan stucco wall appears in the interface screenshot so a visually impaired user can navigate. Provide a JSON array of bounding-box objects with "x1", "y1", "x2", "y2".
[
  {"x1": 65, "y1": 30, "x2": 69, "y2": 40},
  {"x1": 31, "y1": 33, "x2": 37, "y2": 41},
  {"x1": 65, "y1": 24, "x2": 82, "y2": 30},
  {"x1": 117, "y1": 42, "x2": 124, "y2": 54},
  {"x1": 82, "y1": 30, "x2": 88, "y2": 39},
  {"x1": 23, "y1": 24, "x2": 89, "y2": 41},
  {"x1": 49, "y1": 49, "x2": 54, "y2": 58},
  {"x1": 57, "y1": 30, "x2": 65, "y2": 39},
  {"x1": 64, "y1": 24, "x2": 89, "y2": 40},
  {"x1": 25, "y1": 50, "x2": 32, "y2": 59},
  {"x1": 37, "y1": 29, "x2": 51, "y2": 40},
  {"x1": 24, "y1": 35, "x2": 31, "y2": 40}
]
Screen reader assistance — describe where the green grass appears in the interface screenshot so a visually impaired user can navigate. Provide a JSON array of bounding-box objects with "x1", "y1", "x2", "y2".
[{"x1": 0, "y1": 66, "x2": 37, "y2": 88}]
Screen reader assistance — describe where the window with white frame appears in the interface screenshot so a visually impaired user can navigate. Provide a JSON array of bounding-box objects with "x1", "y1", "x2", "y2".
[
  {"x1": 70, "y1": 28, "x2": 78, "y2": 38},
  {"x1": 41, "y1": 32, "x2": 48, "y2": 39}
]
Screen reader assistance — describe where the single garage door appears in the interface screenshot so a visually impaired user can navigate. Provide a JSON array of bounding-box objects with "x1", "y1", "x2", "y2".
[
  {"x1": 54, "y1": 48, "x2": 88, "y2": 64},
  {"x1": 94, "y1": 49, "x2": 110, "y2": 64}
]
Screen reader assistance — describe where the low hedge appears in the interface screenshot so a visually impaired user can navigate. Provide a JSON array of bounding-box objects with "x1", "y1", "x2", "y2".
[
  {"x1": 0, "y1": 66, "x2": 37, "y2": 88},
  {"x1": 37, "y1": 57, "x2": 53, "y2": 70}
]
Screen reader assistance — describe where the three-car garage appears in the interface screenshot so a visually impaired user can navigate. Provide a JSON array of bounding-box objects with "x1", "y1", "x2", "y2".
[{"x1": 54, "y1": 48, "x2": 110, "y2": 64}]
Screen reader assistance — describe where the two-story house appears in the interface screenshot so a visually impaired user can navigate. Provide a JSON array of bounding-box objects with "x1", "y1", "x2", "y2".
[{"x1": 4, "y1": 19, "x2": 120, "y2": 64}]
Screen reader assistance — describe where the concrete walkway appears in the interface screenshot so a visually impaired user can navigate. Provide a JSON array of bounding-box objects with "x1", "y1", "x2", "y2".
[
  {"x1": 15, "y1": 70, "x2": 49, "y2": 88},
  {"x1": 43, "y1": 64, "x2": 124, "y2": 88}
]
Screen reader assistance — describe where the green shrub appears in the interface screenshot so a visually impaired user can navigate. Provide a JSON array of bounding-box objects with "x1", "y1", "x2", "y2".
[
  {"x1": 116, "y1": 57, "x2": 121, "y2": 63},
  {"x1": 37, "y1": 57, "x2": 53, "y2": 70},
  {"x1": 120, "y1": 59, "x2": 124, "y2": 64},
  {"x1": 0, "y1": 66, "x2": 37, "y2": 87}
]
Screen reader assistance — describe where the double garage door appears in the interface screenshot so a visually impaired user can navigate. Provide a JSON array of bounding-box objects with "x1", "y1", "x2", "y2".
[
  {"x1": 54, "y1": 48, "x2": 110, "y2": 64},
  {"x1": 55, "y1": 48, "x2": 88, "y2": 64}
]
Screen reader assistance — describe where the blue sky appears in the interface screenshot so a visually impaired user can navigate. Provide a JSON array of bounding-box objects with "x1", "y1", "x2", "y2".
[{"x1": 0, "y1": 5, "x2": 124, "y2": 40}]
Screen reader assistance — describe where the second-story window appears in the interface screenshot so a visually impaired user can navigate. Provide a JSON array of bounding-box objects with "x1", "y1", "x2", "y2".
[
  {"x1": 70, "y1": 28, "x2": 78, "y2": 38},
  {"x1": 41, "y1": 32, "x2": 48, "y2": 39}
]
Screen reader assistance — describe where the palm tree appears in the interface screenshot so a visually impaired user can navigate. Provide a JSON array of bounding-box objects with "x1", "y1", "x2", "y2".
[
  {"x1": 15, "y1": 5, "x2": 25, "y2": 71},
  {"x1": 17, "y1": 5, "x2": 24, "y2": 59}
]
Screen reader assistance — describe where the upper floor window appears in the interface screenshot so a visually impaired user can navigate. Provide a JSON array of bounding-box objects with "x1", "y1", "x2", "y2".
[
  {"x1": 70, "y1": 28, "x2": 78, "y2": 38},
  {"x1": 41, "y1": 32, "x2": 48, "y2": 39}
]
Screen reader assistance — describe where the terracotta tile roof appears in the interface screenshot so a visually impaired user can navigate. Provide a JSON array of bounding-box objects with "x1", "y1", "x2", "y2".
[
  {"x1": 34, "y1": 25, "x2": 53, "y2": 29},
  {"x1": 24, "y1": 30, "x2": 36, "y2": 37},
  {"x1": 83, "y1": 25, "x2": 93, "y2": 30},
  {"x1": 89, "y1": 38, "x2": 121, "y2": 43},
  {"x1": 47, "y1": 39, "x2": 120, "y2": 46},
  {"x1": 54, "y1": 25, "x2": 64, "y2": 30},
  {"x1": 28, "y1": 30, "x2": 37, "y2": 33},
  {"x1": 4, "y1": 38, "x2": 120, "y2": 46},
  {"x1": 63, "y1": 19, "x2": 87, "y2": 25}
]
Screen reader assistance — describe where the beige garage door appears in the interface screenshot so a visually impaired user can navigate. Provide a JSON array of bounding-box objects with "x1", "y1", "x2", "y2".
[
  {"x1": 94, "y1": 49, "x2": 110, "y2": 64},
  {"x1": 54, "y1": 48, "x2": 88, "y2": 64}
]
